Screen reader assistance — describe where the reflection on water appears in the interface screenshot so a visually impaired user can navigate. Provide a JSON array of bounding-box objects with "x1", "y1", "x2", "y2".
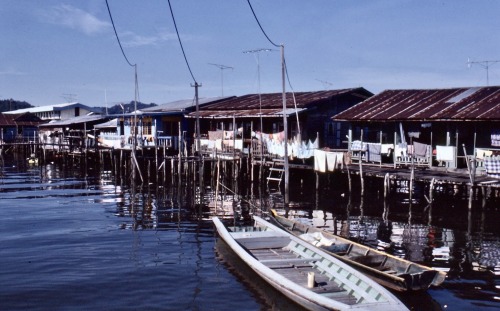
[{"x1": 1, "y1": 156, "x2": 499, "y2": 310}]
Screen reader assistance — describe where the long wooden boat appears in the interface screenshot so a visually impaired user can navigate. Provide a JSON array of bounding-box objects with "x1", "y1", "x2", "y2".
[
  {"x1": 213, "y1": 216, "x2": 408, "y2": 311},
  {"x1": 270, "y1": 210, "x2": 447, "y2": 292}
]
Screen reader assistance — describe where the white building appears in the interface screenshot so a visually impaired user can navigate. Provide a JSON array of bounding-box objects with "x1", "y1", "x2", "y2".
[{"x1": 4, "y1": 102, "x2": 101, "y2": 121}]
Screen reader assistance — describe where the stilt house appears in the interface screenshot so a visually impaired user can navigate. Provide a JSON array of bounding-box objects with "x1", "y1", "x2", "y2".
[
  {"x1": 0, "y1": 112, "x2": 44, "y2": 143},
  {"x1": 333, "y1": 86, "x2": 500, "y2": 177},
  {"x1": 111, "y1": 97, "x2": 230, "y2": 153},
  {"x1": 187, "y1": 88, "x2": 373, "y2": 159}
]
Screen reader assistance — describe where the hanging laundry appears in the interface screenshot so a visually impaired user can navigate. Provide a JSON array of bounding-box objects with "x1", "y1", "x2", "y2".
[
  {"x1": 314, "y1": 149, "x2": 326, "y2": 172},
  {"x1": 413, "y1": 142, "x2": 428, "y2": 157},
  {"x1": 326, "y1": 151, "x2": 337, "y2": 171},
  {"x1": 436, "y1": 145, "x2": 456, "y2": 161}
]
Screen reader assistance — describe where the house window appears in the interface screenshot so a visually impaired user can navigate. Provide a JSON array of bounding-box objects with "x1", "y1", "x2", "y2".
[
  {"x1": 143, "y1": 122, "x2": 152, "y2": 135},
  {"x1": 75, "y1": 107, "x2": 80, "y2": 117},
  {"x1": 161, "y1": 121, "x2": 179, "y2": 136}
]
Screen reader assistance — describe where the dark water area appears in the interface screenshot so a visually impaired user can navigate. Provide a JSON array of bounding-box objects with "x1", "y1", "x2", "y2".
[{"x1": 1, "y1": 156, "x2": 500, "y2": 310}]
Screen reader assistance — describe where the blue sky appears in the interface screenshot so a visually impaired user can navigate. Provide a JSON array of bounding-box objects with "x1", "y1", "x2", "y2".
[{"x1": 1, "y1": 1, "x2": 500, "y2": 107}]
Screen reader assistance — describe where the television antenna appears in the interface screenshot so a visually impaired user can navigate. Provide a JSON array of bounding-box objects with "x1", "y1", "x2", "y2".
[
  {"x1": 62, "y1": 93, "x2": 77, "y2": 103},
  {"x1": 315, "y1": 79, "x2": 333, "y2": 89},
  {"x1": 467, "y1": 58, "x2": 500, "y2": 86},
  {"x1": 208, "y1": 63, "x2": 233, "y2": 97}
]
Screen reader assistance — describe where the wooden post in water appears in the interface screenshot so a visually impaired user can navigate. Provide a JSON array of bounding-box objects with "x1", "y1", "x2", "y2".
[
  {"x1": 280, "y1": 44, "x2": 289, "y2": 206},
  {"x1": 384, "y1": 173, "x2": 389, "y2": 200},
  {"x1": 178, "y1": 122, "x2": 182, "y2": 185},
  {"x1": 315, "y1": 172, "x2": 319, "y2": 192},
  {"x1": 171, "y1": 158, "x2": 175, "y2": 185},
  {"x1": 359, "y1": 129, "x2": 364, "y2": 197},
  {"x1": 250, "y1": 120, "x2": 254, "y2": 182},
  {"x1": 147, "y1": 160, "x2": 151, "y2": 185},
  {"x1": 215, "y1": 158, "x2": 220, "y2": 214},
  {"x1": 119, "y1": 150, "x2": 123, "y2": 185},
  {"x1": 155, "y1": 140, "x2": 158, "y2": 184},
  {"x1": 410, "y1": 161, "x2": 414, "y2": 203},
  {"x1": 232, "y1": 116, "x2": 236, "y2": 189}
]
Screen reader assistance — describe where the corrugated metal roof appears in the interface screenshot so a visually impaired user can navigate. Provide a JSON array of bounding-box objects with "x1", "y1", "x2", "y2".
[
  {"x1": 189, "y1": 108, "x2": 307, "y2": 119},
  {"x1": 4, "y1": 102, "x2": 101, "y2": 114},
  {"x1": 333, "y1": 86, "x2": 500, "y2": 121},
  {"x1": 187, "y1": 88, "x2": 371, "y2": 118},
  {"x1": 94, "y1": 118, "x2": 118, "y2": 129},
  {"x1": 140, "y1": 97, "x2": 232, "y2": 113},
  {"x1": 0, "y1": 113, "x2": 43, "y2": 126},
  {"x1": 39, "y1": 114, "x2": 108, "y2": 127}
]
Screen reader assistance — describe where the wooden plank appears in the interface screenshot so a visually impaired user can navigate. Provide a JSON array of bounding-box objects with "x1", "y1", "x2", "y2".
[
  {"x1": 261, "y1": 257, "x2": 316, "y2": 264},
  {"x1": 320, "y1": 292, "x2": 358, "y2": 305},
  {"x1": 236, "y1": 236, "x2": 291, "y2": 250},
  {"x1": 267, "y1": 177, "x2": 282, "y2": 181}
]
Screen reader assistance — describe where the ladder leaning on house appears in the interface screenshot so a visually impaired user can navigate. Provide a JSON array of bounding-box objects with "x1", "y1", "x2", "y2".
[{"x1": 267, "y1": 159, "x2": 285, "y2": 186}]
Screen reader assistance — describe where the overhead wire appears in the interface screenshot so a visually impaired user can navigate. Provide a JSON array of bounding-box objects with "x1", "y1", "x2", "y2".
[
  {"x1": 105, "y1": 0, "x2": 136, "y2": 67},
  {"x1": 246, "y1": 0, "x2": 280, "y2": 48},
  {"x1": 284, "y1": 59, "x2": 301, "y2": 137},
  {"x1": 246, "y1": 0, "x2": 301, "y2": 138},
  {"x1": 105, "y1": 0, "x2": 140, "y2": 155},
  {"x1": 167, "y1": 0, "x2": 197, "y2": 84}
]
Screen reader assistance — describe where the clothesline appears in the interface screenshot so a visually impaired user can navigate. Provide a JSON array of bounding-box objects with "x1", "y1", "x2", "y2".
[{"x1": 252, "y1": 131, "x2": 318, "y2": 159}]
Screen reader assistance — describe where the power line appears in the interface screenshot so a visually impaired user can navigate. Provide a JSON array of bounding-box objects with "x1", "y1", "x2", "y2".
[
  {"x1": 246, "y1": 0, "x2": 280, "y2": 48},
  {"x1": 167, "y1": 0, "x2": 197, "y2": 83},
  {"x1": 105, "y1": 0, "x2": 135, "y2": 67},
  {"x1": 284, "y1": 59, "x2": 301, "y2": 139}
]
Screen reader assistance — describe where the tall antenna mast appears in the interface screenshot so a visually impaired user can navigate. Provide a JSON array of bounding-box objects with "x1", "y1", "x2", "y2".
[
  {"x1": 315, "y1": 79, "x2": 333, "y2": 90},
  {"x1": 243, "y1": 48, "x2": 274, "y2": 182},
  {"x1": 208, "y1": 63, "x2": 233, "y2": 97},
  {"x1": 467, "y1": 58, "x2": 500, "y2": 86},
  {"x1": 62, "y1": 93, "x2": 77, "y2": 102}
]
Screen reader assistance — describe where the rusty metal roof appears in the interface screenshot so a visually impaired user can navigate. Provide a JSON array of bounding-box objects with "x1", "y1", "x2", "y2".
[
  {"x1": 140, "y1": 97, "x2": 232, "y2": 113},
  {"x1": 187, "y1": 88, "x2": 372, "y2": 119},
  {"x1": 191, "y1": 108, "x2": 307, "y2": 119},
  {"x1": 333, "y1": 86, "x2": 500, "y2": 121},
  {"x1": 0, "y1": 113, "x2": 44, "y2": 127}
]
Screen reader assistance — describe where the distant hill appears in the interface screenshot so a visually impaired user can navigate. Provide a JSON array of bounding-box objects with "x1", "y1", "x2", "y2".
[
  {"x1": 0, "y1": 99, "x2": 33, "y2": 113},
  {"x1": 102, "y1": 101, "x2": 157, "y2": 115}
]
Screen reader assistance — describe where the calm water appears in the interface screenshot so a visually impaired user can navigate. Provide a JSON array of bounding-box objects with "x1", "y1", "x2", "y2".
[{"x1": 1, "y1": 157, "x2": 499, "y2": 310}]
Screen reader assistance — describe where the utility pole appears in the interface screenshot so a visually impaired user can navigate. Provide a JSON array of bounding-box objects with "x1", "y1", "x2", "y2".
[
  {"x1": 192, "y1": 82, "x2": 202, "y2": 154},
  {"x1": 208, "y1": 63, "x2": 233, "y2": 97},
  {"x1": 192, "y1": 82, "x2": 203, "y2": 207},
  {"x1": 467, "y1": 58, "x2": 500, "y2": 86},
  {"x1": 281, "y1": 44, "x2": 289, "y2": 206}
]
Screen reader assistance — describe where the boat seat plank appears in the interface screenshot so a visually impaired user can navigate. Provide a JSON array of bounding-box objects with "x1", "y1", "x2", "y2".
[
  {"x1": 273, "y1": 267, "x2": 351, "y2": 298},
  {"x1": 310, "y1": 283, "x2": 346, "y2": 294},
  {"x1": 237, "y1": 236, "x2": 291, "y2": 250},
  {"x1": 230, "y1": 231, "x2": 287, "y2": 239},
  {"x1": 252, "y1": 248, "x2": 292, "y2": 256},
  {"x1": 261, "y1": 257, "x2": 316, "y2": 269},
  {"x1": 320, "y1": 292, "x2": 358, "y2": 305},
  {"x1": 350, "y1": 254, "x2": 386, "y2": 267},
  {"x1": 260, "y1": 257, "x2": 316, "y2": 264},
  {"x1": 376, "y1": 265, "x2": 397, "y2": 272}
]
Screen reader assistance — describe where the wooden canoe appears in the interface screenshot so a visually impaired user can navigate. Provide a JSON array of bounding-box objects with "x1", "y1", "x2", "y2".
[
  {"x1": 270, "y1": 210, "x2": 447, "y2": 292},
  {"x1": 213, "y1": 216, "x2": 408, "y2": 311}
]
